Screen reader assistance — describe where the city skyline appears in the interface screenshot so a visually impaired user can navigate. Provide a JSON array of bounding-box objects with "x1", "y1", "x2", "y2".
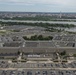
[{"x1": 0, "y1": 0, "x2": 76, "y2": 12}]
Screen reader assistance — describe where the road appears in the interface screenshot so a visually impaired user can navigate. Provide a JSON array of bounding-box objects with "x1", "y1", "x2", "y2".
[{"x1": 0, "y1": 68, "x2": 76, "y2": 70}]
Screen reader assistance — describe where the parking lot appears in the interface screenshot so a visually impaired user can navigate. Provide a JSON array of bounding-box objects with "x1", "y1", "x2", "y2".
[{"x1": 0, "y1": 69, "x2": 76, "y2": 75}]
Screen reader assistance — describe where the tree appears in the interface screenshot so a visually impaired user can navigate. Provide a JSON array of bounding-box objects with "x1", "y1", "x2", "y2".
[
  {"x1": 38, "y1": 35, "x2": 43, "y2": 40},
  {"x1": 60, "y1": 51, "x2": 66, "y2": 56},
  {"x1": 30, "y1": 35, "x2": 38, "y2": 40},
  {"x1": 17, "y1": 51, "x2": 20, "y2": 55}
]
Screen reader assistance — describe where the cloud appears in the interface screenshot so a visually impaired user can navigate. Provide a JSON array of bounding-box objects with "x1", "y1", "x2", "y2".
[
  {"x1": 0, "y1": 0, "x2": 76, "y2": 8},
  {"x1": 0, "y1": 0, "x2": 76, "y2": 12},
  {"x1": 0, "y1": 0, "x2": 75, "y2": 5}
]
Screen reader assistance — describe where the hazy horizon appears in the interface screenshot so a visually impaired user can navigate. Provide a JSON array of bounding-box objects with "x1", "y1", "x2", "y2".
[{"x1": 0, "y1": 0, "x2": 76, "y2": 12}]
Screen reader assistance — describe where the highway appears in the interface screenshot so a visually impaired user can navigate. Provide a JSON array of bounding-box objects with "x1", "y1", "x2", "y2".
[{"x1": 0, "y1": 68, "x2": 76, "y2": 70}]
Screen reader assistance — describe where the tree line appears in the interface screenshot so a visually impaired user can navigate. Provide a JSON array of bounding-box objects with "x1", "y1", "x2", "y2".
[
  {"x1": 0, "y1": 21, "x2": 75, "y2": 28},
  {"x1": 23, "y1": 35, "x2": 53, "y2": 41}
]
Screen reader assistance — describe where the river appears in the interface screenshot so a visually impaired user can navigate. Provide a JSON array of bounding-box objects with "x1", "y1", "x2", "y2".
[{"x1": 1, "y1": 19, "x2": 76, "y2": 25}]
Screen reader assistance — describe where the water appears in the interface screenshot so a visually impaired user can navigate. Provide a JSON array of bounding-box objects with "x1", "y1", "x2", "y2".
[{"x1": 1, "y1": 19, "x2": 76, "y2": 25}]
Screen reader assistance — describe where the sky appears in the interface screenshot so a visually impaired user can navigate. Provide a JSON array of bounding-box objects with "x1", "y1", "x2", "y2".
[{"x1": 0, "y1": 0, "x2": 76, "y2": 12}]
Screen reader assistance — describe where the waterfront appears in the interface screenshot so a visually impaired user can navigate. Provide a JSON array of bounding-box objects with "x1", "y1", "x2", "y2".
[{"x1": 1, "y1": 19, "x2": 76, "y2": 25}]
